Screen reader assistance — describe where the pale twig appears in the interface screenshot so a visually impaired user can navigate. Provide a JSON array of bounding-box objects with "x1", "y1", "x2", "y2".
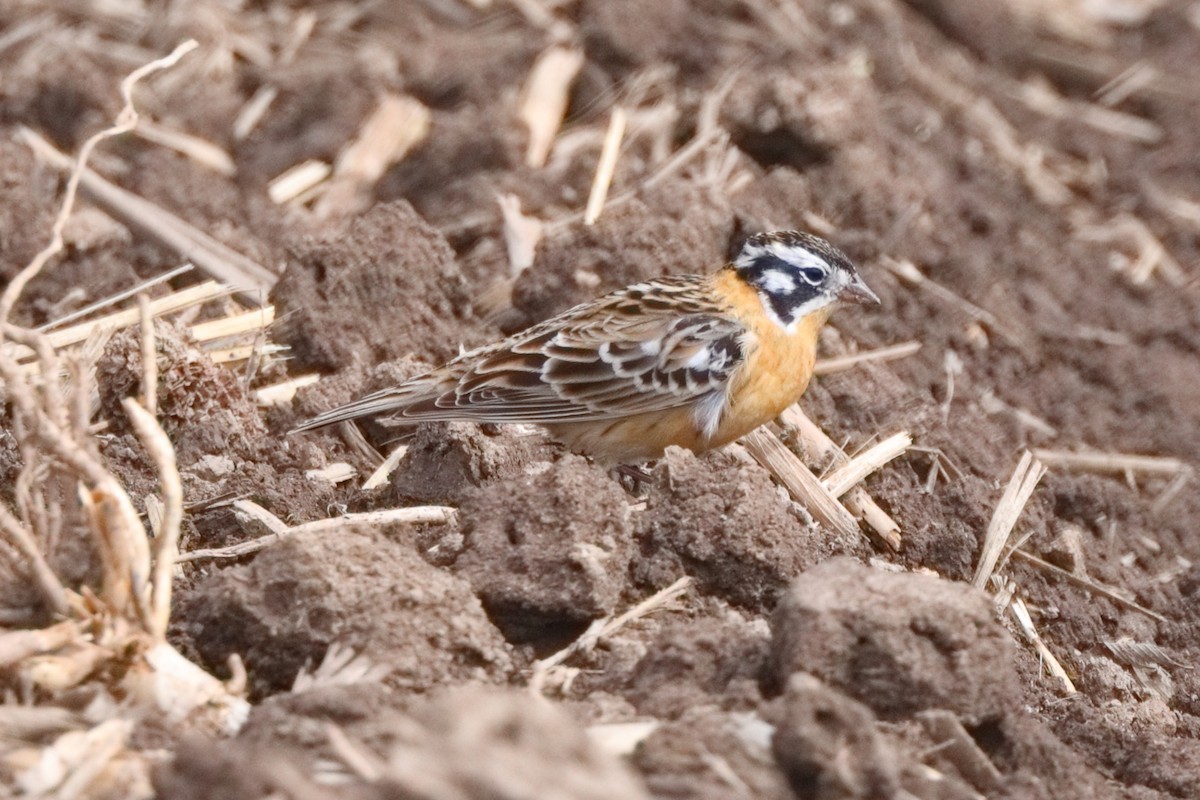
[
  {"x1": 979, "y1": 391, "x2": 1058, "y2": 438},
  {"x1": 972, "y1": 452, "x2": 1046, "y2": 590},
  {"x1": 268, "y1": 159, "x2": 332, "y2": 204},
  {"x1": 1008, "y1": 593, "x2": 1076, "y2": 694},
  {"x1": 4, "y1": 281, "x2": 225, "y2": 362},
  {"x1": 813, "y1": 341, "x2": 921, "y2": 375},
  {"x1": 189, "y1": 306, "x2": 275, "y2": 342},
  {"x1": 327, "y1": 725, "x2": 386, "y2": 783},
  {"x1": 1011, "y1": 549, "x2": 1166, "y2": 623},
  {"x1": 917, "y1": 711, "x2": 1002, "y2": 794},
  {"x1": 881, "y1": 257, "x2": 1021, "y2": 346},
  {"x1": 38, "y1": 263, "x2": 194, "y2": 332},
  {"x1": 498, "y1": 194, "x2": 543, "y2": 277},
  {"x1": 177, "y1": 503, "x2": 455, "y2": 562},
  {"x1": 741, "y1": 428, "x2": 860, "y2": 539},
  {"x1": 134, "y1": 119, "x2": 236, "y2": 174},
  {"x1": 1014, "y1": 79, "x2": 1162, "y2": 143},
  {"x1": 122, "y1": 400, "x2": 182, "y2": 641},
  {"x1": 519, "y1": 44, "x2": 585, "y2": 168},
  {"x1": 362, "y1": 445, "x2": 410, "y2": 491},
  {"x1": 19, "y1": 128, "x2": 276, "y2": 303},
  {"x1": 584, "y1": 107, "x2": 627, "y2": 225},
  {"x1": 233, "y1": 85, "x2": 278, "y2": 141},
  {"x1": 137, "y1": 295, "x2": 156, "y2": 417},
  {"x1": 0, "y1": 503, "x2": 69, "y2": 617},
  {"x1": 822, "y1": 432, "x2": 912, "y2": 498},
  {"x1": 780, "y1": 406, "x2": 902, "y2": 550},
  {"x1": 254, "y1": 373, "x2": 321, "y2": 406},
  {"x1": 315, "y1": 93, "x2": 432, "y2": 219},
  {"x1": 530, "y1": 576, "x2": 692, "y2": 694},
  {"x1": 1031, "y1": 448, "x2": 1188, "y2": 477},
  {"x1": 0, "y1": 40, "x2": 199, "y2": 328}
]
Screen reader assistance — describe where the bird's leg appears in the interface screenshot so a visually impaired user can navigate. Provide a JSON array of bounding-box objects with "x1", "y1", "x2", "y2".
[{"x1": 612, "y1": 463, "x2": 655, "y2": 494}]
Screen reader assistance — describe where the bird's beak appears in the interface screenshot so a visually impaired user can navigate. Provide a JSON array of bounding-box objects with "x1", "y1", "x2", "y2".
[{"x1": 838, "y1": 275, "x2": 881, "y2": 306}]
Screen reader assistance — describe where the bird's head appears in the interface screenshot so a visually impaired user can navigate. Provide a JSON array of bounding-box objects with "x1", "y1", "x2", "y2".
[{"x1": 732, "y1": 230, "x2": 879, "y2": 329}]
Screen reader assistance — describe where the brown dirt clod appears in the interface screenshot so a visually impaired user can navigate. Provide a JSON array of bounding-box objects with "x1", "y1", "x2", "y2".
[{"x1": 770, "y1": 557, "x2": 1020, "y2": 724}]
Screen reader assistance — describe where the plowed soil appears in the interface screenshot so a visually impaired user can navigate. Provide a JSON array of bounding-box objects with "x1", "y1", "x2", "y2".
[{"x1": 2, "y1": 1, "x2": 1200, "y2": 798}]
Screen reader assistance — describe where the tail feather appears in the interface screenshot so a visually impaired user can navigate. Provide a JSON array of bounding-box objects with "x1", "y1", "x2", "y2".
[{"x1": 289, "y1": 383, "x2": 436, "y2": 433}]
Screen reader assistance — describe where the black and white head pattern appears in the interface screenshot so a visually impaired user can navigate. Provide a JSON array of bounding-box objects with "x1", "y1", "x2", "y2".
[{"x1": 733, "y1": 231, "x2": 867, "y2": 329}]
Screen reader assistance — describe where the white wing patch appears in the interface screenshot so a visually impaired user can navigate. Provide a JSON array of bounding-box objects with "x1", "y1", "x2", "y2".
[
  {"x1": 692, "y1": 390, "x2": 728, "y2": 440},
  {"x1": 685, "y1": 346, "x2": 712, "y2": 369}
]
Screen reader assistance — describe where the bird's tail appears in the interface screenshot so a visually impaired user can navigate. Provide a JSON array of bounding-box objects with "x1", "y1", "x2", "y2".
[{"x1": 289, "y1": 380, "x2": 442, "y2": 433}]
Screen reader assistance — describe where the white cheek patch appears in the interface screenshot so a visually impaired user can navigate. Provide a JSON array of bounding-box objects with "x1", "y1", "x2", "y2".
[{"x1": 759, "y1": 269, "x2": 797, "y2": 294}]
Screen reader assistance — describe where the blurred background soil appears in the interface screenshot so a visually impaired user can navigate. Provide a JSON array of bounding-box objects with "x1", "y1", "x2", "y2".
[{"x1": 2, "y1": 0, "x2": 1199, "y2": 797}]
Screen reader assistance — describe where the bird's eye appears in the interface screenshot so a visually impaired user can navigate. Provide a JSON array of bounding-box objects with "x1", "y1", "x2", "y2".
[{"x1": 797, "y1": 266, "x2": 827, "y2": 285}]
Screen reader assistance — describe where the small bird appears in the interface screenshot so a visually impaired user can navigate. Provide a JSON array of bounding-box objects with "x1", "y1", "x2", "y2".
[{"x1": 293, "y1": 231, "x2": 879, "y2": 463}]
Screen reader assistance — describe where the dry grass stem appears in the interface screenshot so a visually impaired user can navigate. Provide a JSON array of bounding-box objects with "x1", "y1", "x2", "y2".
[
  {"x1": 979, "y1": 391, "x2": 1058, "y2": 437},
  {"x1": 0, "y1": 621, "x2": 79, "y2": 668},
  {"x1": 587, "y1": 721, "x2": 663, "y2": 758},
  {"x1": 1015, "y1": 79, "x2": 1163, "y2": 143},
  {"x1": 0, "y1": 39, "x2": 199, "y2": 328},
  {"x1": 305, "y1": 463, "x2": 357, "y2": 484},
  {"x1": 362, "y1": 445, "x2": 410, "y2": 491},
  {"x1": 134, "y1": 119, "x2": 236, "y2": 174},
  {"x1": 519, "y1": 44, "x2": 585, "y2": 168},
  {"x1": 584, "y1": 107, "x2": 627, "y2": 225},
  {"x1": 972, "y1": 451, "x2": 1047, "y2": 590},
  {"x1": 190, "y1": 306, "x2": 275, "y2": 343},
  {"x1": 327, "y1": 725, "x2": 386, "y2": 783},
  {"x1": 530, "y1": 576, "x2": 692, "y2": 693},
  {"x1": 38, "y1": 263, "x2": 194, "y2": 332},
  {"x1": 293, "y1": 643, "x2": 390, "y2": 693},
  {"x1": 1143, "y1": 180, "x2": 1200, "y2": 230},
  {"x1": 0, "y1": 503, "x2": 69, "y2": 617},
  {"x1": 178, "y1": 501, "x2": 455, "y2": 562},
  {"x1": 902, "y1": 46, "x2": 1074, "y2": 207},
  {"x1": 1150, "y1": 469, "x2": 1191, "y2": 516},
  {"x1": 881, "y1": 257, "x2": 1020, "y2": 347},
  {"x1": 813, "y1": 341, "x2": 921, "y2": 375},
  {"x1": 122, "y1": 399, "x2": 182, "y2": 641},
  {"x1": 1096, "y1": 61, "x2": 1160, "y2": 107},
  {"x1": 1011, "y1": 549, "x2": 1166, "y2": 623},
  {"x1": 137, "y1": 295, "x2": 156, "y2": 417},
  {"x1": 268, "y1": 159, "x2": 332, "y2": 204},
  {"x1": 207, "y1": 343, "x2": 287, "y2": 365},
  {"x1": 255, "y1": 373, "x2": 321, "y2": 406},
  {"x1": 499, "y1": 193, "x2": 543, "y2": 275},
  {"x1": 780, "y1": 406, "x2": 903, "y2": 550},
  {"x1": 315, "y1": 93, "x2": 432, "y2": 219},
  {"x1": 1031, "y1": 448, "x2": 1189, "y2": 477},
  {"x1": 741, "y1": 428, "x2": 860, "y2": 540},
  {"x1": 4, "y1": 281, "x2": 225, "y2": 362},
  {"x1": 917, "y1": 710, "x2": 1002, "y2": 794},
  {"x1": 1009, "y1": 594, "x2": 1077, "y2": 694},
  {"x1": 233, "y1": 84, "x2": 278, "y2": 140},
  {"x1": 1075, "y1": 211, "x2": 1186, "y2": 286},
  {"x1": 19, "y1": 128, "x2": 276, "y2": 303},
  {"x1": 822, "y1": 432, "x2": 913, "y2": 498}
]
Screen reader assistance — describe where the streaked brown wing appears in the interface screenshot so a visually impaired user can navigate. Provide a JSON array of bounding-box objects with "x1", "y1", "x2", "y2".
[{"x1": 292, "y1": 276, "x2": 748, "y2": 430}]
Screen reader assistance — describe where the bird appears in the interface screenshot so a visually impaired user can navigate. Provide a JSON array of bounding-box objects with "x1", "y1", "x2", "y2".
[{"x1": 292, "y1": 230, "x2": 880, "y2": 463}]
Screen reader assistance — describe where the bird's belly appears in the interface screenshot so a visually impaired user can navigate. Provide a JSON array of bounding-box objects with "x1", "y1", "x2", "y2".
[
  {"x1": 545, "y1": 407, "x2": 706, "y2": 463},
  {"x1": 708, "y1": 315, "x2": 821, "y2": 449},
  {"x1": 545, "y1": 331, "x2": 818, "y2": 463}
]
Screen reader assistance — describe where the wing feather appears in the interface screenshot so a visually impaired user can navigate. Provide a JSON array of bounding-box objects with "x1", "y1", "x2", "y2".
[{"x1": 292, "y1": 276, "x2": 749, "y2": 432}]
